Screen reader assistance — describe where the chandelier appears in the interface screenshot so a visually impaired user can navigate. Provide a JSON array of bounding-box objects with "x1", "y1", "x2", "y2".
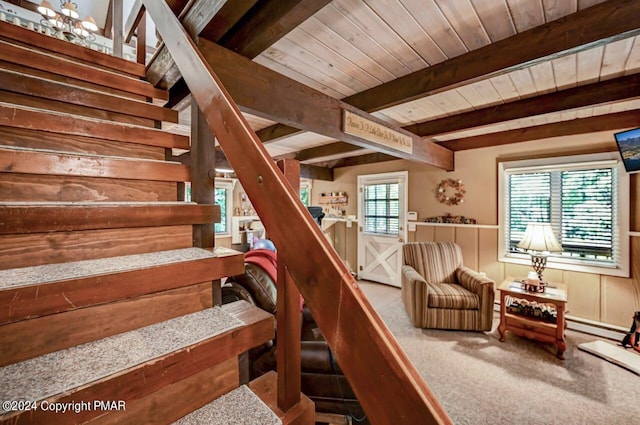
[{"x1": 37, "y1": 1, "x2": 98, "y2": 42}]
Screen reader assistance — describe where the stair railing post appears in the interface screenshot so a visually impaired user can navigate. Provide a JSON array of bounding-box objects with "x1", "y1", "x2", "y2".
[
  {"x1": 276, "y1": 158, "x2": 302, "y2": 411},
  {"x1": 191, "y1": 99, "x2": 220, "y2": 305},
  {"x1": 136, "y1": 11, "x2": 147, "y2": 65},
  {"x1": 112, "y1": 0, "x2": 124, "y2": 58}
]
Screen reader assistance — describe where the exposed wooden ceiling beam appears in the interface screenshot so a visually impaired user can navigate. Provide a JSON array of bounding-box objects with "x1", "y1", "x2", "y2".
[
  {"x1": 155, "y1": 0, "x2": 323, "y2": 104},
  {"x1": 326, "y1": 109, "x2": 640, "y2": 168},
  {"x1": 198, "y1": 0, "x2": 259, "y2": 43},
  {"x1": 197, "y1": 38, "x2": 453, "y2": 170},
  {"x1": 219, "y1": 0, "x2": 332, "y2": 58},
  {"x1": 300, "y1": 163, "x2": 333, "y2": 181},
  {"x1": 324, "y1": 153, "x2": 399, "y2": 169},
  {"x1": 344, "y1": 0, "x2": 640, "y2": 112},
  {"x1": 257, "y1": 0, "x2": 640, "y2": 144},
  {"x1": 295, "y1": 142, "x2": 362, "y2": 162},
  {"x1": 213, "y1": 146, "x2": 333, "y2": 180},
  {"x1": 437, "y1": 110, "x2": 640, "y2": 151},
  {"x1": 406, "y1": 74, "x2": 640, "y2": 137},
  {"x1": 292, "y1": 75, "x2": 640, "y2": 163},
  {"x1": 147, "y1": 0, "x2": 232, "y2": 89},
  {"x1": 256, "y1": 123, "x2": 303, "y2": 144}
]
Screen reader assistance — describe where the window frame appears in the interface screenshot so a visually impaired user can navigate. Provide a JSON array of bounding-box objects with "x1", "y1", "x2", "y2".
[
  {"x1": 214, "y1": 179, "x2": 234, "y2": 236},
  {"x1": 498, "y1": 152, "x2": 630, "y2": 277},
  {"x1": 362, "y1": 180, "x2": 402, "y2": 236},
  {"x1": 300, "y1": 178, "x2": 312, "y2": 207}
]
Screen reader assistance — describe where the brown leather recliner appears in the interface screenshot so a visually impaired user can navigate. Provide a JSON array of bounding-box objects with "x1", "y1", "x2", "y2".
[{"x1": 222, "y1": 254, "x2": 368, "y2": 423}]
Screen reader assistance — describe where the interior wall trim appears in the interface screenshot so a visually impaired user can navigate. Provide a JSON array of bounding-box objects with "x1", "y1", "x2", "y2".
[{"x1": 412, "y1": 222, "x2": 499, "y2": 229}]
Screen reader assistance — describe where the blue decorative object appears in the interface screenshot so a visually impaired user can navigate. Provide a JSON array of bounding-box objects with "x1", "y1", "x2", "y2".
[{"x1": 253, "y1": 238, "x2": 276, "y2": 251}]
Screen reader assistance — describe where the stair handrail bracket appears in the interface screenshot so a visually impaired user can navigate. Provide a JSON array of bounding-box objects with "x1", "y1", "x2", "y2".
[{"x1": 141, "y1": 1, "x2": 452, "y2": 423}]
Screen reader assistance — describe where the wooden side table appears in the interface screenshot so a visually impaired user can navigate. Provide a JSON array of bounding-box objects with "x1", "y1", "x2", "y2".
[{"x1": 498, "y1": 278, "x2": 568, "y2": 360}]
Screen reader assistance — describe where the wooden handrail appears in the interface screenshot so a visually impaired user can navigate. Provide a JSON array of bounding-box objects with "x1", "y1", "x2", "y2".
[
  {"x1": 142, "y1": 1, "x2": 453, "y2": 423},
  {"x1": 124, "y1": 0, "x2": 145, "y2": 44}
]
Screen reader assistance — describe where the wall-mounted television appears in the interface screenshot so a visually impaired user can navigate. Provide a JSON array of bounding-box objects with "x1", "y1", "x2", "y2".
[{"x1": 614, "y1": 127, "x2": 640, "y2": 174}]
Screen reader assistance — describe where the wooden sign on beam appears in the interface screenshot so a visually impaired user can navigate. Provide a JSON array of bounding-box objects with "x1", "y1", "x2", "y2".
[{"x1": 343, "y1": 110, "x2": 413, "y2": 154}]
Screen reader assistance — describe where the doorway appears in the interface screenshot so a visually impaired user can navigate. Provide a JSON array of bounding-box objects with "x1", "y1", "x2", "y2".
[{"x1": 357, "y1": 171, "x2": 407, "y2": 287}]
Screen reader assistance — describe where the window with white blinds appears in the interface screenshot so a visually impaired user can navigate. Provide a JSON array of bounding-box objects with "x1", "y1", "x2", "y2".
[
  {"x1": 499, "y1": 153, "x2": 630, "y2": 277},
  {"x1": 363, "y1": 182, "x2": 400, "y2": 235},
  {"x1": 561, "y1": 168, "x2": 613, "y2": 259}
]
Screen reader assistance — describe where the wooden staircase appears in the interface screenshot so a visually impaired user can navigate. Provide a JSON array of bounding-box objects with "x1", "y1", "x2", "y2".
[{"x1": 0, "y1": 20, "x2": 310, "y2": 424}]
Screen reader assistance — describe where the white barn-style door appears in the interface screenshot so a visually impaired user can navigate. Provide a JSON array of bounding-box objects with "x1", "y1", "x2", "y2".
[{"x1": 357, "y1": 171, "x2": 407, "y2": 287}]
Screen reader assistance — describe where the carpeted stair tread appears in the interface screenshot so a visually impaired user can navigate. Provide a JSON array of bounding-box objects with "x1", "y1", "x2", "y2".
[
  {"x1": 0, "y1": 306, "x2": 243, "y2": 410},
  {"x1": 173, "y1": 385, "x2": 281, "y2": 425},
  {"x1": 0, "y1": 247, "x2": 239, "y2": 290}
]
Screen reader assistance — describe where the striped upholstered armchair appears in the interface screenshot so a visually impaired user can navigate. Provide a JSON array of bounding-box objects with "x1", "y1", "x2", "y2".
[{"x1": 401, "y1": 242, "x2": 495, "y2": 331}]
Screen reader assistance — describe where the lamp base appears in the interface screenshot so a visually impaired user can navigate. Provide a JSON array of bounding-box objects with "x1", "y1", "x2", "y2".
[{"x1": 530, "y1": 253, "x2": 548, "y2": 283}]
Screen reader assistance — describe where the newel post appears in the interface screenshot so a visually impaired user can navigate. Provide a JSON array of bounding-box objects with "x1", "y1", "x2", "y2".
[{"x1": 276, "y1": 158, "x2": 302, "y2": 411}]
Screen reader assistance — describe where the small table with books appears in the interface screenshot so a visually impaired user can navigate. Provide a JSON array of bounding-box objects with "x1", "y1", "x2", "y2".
[{"x1": 498, "y1": 278, "x2": 568, "y2": 360}]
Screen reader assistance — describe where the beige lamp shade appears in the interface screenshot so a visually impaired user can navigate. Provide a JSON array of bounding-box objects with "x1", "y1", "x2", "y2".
[
  {"x1": 81, "y1": 16, "x2": 98, "y2": 32},
  {"x1": 517, "y1": 223, "x2": 563, "y2": 253},
  {"x1": 61, "y1": 1, "x2": 79, "y2": 19},
  {"x1": 37, "y1": 1, "x2": 57, "y2": 18}
]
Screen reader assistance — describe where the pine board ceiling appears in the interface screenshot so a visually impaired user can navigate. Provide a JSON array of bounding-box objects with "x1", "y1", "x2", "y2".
[
  {"x1": 247, "y1": 0, "x2": 638, "y2": 163},
  {"x1": 71, "y1": 0, "x2": 640, "y2": 169}
]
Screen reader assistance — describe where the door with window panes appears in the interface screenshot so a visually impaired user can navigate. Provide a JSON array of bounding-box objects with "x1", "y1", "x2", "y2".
[{"x1": 357, "y1": 172, "x2": 407, "y2": 286}]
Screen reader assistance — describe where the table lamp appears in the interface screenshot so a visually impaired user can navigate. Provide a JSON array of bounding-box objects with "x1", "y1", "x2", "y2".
[{"x1": 517, "y1": 223, "x2": 563, "y2": 284}]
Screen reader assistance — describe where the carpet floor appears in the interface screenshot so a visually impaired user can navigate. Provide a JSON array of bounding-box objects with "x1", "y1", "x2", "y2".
[{"x1": 360, "y1": 282, "x2": 640, "y2": 425}]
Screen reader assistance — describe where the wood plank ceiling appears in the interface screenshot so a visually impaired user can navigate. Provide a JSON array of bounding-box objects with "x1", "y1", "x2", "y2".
[{"x1": 156, "y1": 0, "x2": 639, "y2": 173}]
